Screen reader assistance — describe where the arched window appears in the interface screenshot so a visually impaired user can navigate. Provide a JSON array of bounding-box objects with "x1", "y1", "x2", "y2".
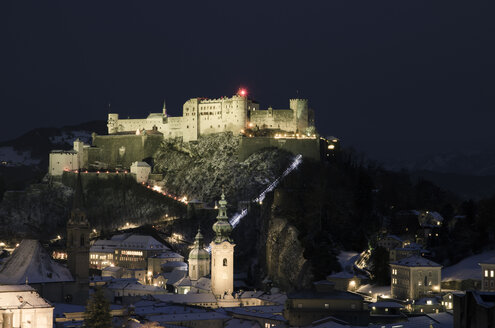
[{"x1": 223, "y1": 258, "x2": 227, "y2": 266}]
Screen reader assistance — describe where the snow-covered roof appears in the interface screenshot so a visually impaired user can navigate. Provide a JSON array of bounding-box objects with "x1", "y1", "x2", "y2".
[
  {"x1": 192, "y1": 277, "x2": 211, "y2": 291},
  {"x1": 119, "y1": 235, "x2": 168, "y2": 250},
  {"x1": 369, "y1": 301, "x2": 404, "y2": 308},
  {"x1": 390, "y1": 255, "x2": 441, "y2": 268},
  {"x1": 151, "y1": 251, "x2": 183, "y2": 259},
  {"x1": 163, "y1": 270, "x2": 187, "y2": 285},
  {"x1": 162, "y1": 261, "x2": 188, "y2": 270},
  {"x1": 223, "y1": 305, "x2": 286, "y2": 321},
  {"x1": 0, "y1": 285, "x2": 52, "y2": 309},
  {"x1": 288, "y1": 289, "x2": 363, "y2": 300},
  {"x1": 174, "y1": 276, "x2": 192, "y2": 287},
  {"x1": 0, "y1": 239, "x2": 73, "y2": 284},
  {"x1": 131, "y1": 161, "x2": 151, "y2": 167},
  {"x1": 384, "y1": 234, "x2": 404, "y2": 242},
  {"x1": 442, "y1": 250, "x2": 495, "y2": 282},
  {"x1": 153, "y1": 292, "x2": 217, "y2": 304},
  {"x1": 414, "y1": 297, "x2": 439, "y2": 305},
  {"x1": 147, "y1": 312, "x2": 230, "y2": 323}
]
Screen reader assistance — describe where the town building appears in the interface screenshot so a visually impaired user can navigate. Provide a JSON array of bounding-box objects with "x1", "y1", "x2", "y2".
[
  {"x1": 89, "y1": 233, "x2": 170, "y2": 270},
  {"x1": 480, "y1": 262, "x2": 495, "y2": 291},
  {"x1": 283, "y1": 281, "x2": 369, "y2": 326},
  {"x1": 130, "y1": 161, "x2": 151, "y2": 183},
  {"x1": 210, "y1": 192, "x2": 235, "y2": 299},
  {"x1": 0, "y1": 285, "x2": 54, "y2": 328},
  {"x1": 377, "y1": 235, "x2": 404, "y2": 251},
  {"x1": 390, "y1": 256, "x2": 442, "y2": 300},
  {"x1": 66, "y1": 173, "x2": 91, "y2": 283},
  {"x1": 147, "y1": 250, "x2": 184, "y2": 276},
  {"x1": 188, "y1": 228, "x2": 211, "y2": 281},
  {"x1": 454, "y1": 290, "x2": 495, "y2": 328}
]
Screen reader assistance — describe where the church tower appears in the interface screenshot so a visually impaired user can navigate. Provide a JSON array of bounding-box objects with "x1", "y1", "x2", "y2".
[
  {"x1": 210, "y1": 192, "x2": 235, "y2": 298},
  {"x1": 188, "y1": 228, "x2": 210, "y2": 280},
  {"x1": 67, "y1": 173, "x2": 90, "y2": 282}
]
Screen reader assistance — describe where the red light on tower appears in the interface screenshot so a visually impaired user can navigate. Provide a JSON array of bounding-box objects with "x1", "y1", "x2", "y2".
[{"x1": 238, "y1": 88, "x2": 247, "y2": 97}]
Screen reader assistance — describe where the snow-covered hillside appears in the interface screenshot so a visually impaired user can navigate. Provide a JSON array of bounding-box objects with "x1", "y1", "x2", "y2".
[
  {"x1": 154, "y1": 132, "x2": 294, "y2": 203},
  {"x1": 0, "y1": 146, "x2": 40, "y2": 167},
  {"x1": 442, "y1": 250, "x2": 495, "y2": 282}
]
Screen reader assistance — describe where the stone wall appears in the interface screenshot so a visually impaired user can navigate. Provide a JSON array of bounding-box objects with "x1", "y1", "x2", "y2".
[
  {"x1": 238, "y1": 137, "x2": 321, "y2": 161},
  {"x1": 90, "y1": 134, "x2": 163, "y2": 169}
]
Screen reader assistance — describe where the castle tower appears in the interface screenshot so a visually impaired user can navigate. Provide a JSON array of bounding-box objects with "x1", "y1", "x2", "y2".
[
  {"x1": 67, "y1": 173, "x2": 91, "y2": 282},
  {"x1": 289, "y1": 98, "x2": 309, "y2": 133},
  {"x1": 210, "y1": 192, "x2": 235, "y2": 298},
  {"x1": 188, "y1": 228, "x2": 210, "y2": 280},
  {"x1": 107, "y1": 113, "x2": 119, "y2": 134},
  {"x1": 162, "y1": 99, "x2": 167, "y2": 117}
]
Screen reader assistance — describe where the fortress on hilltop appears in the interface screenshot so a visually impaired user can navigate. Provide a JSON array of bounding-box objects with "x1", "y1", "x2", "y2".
[
  {"x1": 49, "y1": 90, "x2": 336, "y2": 178},
  {"x1": 107, "y1": 89, "x2": 315, "y2": 142}
]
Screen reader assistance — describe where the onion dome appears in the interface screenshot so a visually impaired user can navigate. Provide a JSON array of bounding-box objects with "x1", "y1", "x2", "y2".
[
  {"x1": 212, "y1": 192, "x2": 233, "y2": 243},
  {"x1": 189, "y1": 228, "x2": 210, "y2": 260}
]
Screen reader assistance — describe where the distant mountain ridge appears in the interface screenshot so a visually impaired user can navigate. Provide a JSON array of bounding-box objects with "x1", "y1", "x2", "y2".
[
  {"x1": 386, "y1": 149, "x2": 495, "y2": 176},
  {"x1": 0, "y1": 120, "x2": 106, "y2": 168}
]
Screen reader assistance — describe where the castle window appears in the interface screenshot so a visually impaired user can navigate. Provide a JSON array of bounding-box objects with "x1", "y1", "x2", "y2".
[{"x1": 223, "y1": 258, "x2": 227, "y2": 266}]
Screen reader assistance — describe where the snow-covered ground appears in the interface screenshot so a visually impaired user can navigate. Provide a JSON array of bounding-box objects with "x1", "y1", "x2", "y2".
[
  {"x1": 0, "y1": 146, "x2": 40, "y2": 166},
  {"x1": 337, "y1": 250, "x2": 359, "y2": 272},
  {"x1": 442, "y1": 249, "x2": 495, "y2": 282},
  {"x1": 49, "y1": 130, "x2": 92, "y2": 145}
]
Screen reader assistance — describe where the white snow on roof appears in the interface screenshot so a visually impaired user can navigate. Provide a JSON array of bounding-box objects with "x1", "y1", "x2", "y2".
[
  {"x1": 0, "y1": 285, "x2": 52, "y2": 309},
  {"x1": 0, "y1": 240, "x2": 73, "y2": 284},
  {"x1": 442, "y1": 249, "x2": 495, "y2": 282},
  {"x1": 153, "y1": 293, "x2": 217, "y2": 304},
  {"x1": 147, "y1": 311, "x2": 230, "y2": 323},
  {"x1": 356, "y1": 284, "x2": 391, "y2": 297},
  {"x1": 390, "y1": 255, "x2": 441, "y2": 268},
  {"x1": 131, "y1": 161, "x2": 151, "y2": 167},
  {"x1": 118, "y1": 235, "x2": 168, "y2": 250}
]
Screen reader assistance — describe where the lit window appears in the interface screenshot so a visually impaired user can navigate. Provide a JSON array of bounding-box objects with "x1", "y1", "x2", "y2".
[
  {"x1": 491, "y1": 270, "x2": 494, "y2": 278},
  {"x1": 324, "y1": 304, "x2": 329, "y2": 309}
]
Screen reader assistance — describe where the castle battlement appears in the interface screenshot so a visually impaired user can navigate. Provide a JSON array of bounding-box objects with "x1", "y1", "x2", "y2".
[{"x1": 107, "y1": 92, "x2": 315, "y2": 142}]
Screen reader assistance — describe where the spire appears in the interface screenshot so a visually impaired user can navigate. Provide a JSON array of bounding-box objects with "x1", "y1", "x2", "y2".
[
  {"x1": 72, "y1": 172, "x2": 85, "y2": 210},
  {"x1": 162, "y1": 99, "x2": 167, "y2": 117},
  {"x1": 194, "y1": 228, "x2": 204, "y2": 248},
  {"x1": 212, "y1": 192, "x2": 233, "y2": 243},
  {"x1": 69, "y1": 172, "x2": 89, "y2": 226}
]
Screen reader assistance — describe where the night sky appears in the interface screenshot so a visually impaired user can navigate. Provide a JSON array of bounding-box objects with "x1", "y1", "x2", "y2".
[{"x1": 2, "y1": 1, "x2": 494, "y2": 161}]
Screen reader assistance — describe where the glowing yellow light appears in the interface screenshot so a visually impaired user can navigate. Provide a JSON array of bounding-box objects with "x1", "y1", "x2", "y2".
[
  {"x1": 136, "y1": 129, "x2": 141, "y2": 135},
  {"x1": 349, "y1": 280, "x2": 356, "y2": 287},
  {"x1": 328, "y1": 144, "x2": 335, "y2": 150},
  {"x1": 152, "y1": 185, "x2": 162, "y2": 193},
  {"x1": 0, "y1": 242, "x2": 5, "y2": 247},
  {"x1": 57, "y1": 235, "x2": 61, "y2": 240}
]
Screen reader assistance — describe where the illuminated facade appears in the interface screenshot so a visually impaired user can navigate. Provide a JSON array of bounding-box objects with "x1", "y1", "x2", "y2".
[
  {"x1": 480, "y1": 262, "x2": 495, "y2": 291},
  {"x1": 210, "y1": 193, "x2": 235, "y2": 298},
  {"x1": 188, "y1": 229, "x2": 210, "y2": 281},
  {"x1": 89, "y1": 234, "x2": 169, "y2": 270},
  {"x1": 390, "y1": 256, "x2": 442, "y2": 300},
  {"x1": 107, "y1": 92, "x2": 315, "y2": 142}
]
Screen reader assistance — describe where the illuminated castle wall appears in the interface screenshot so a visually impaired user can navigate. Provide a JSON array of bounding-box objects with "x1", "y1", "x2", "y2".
[{"x1": 107, "y1": 92, "x2": 315, "y2": 142}]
